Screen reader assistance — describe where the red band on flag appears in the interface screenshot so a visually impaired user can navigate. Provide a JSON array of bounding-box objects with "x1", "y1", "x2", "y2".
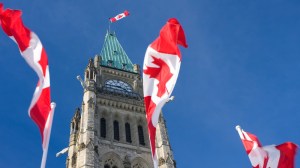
[
  {"x1": 124, "y1": 10, "x2": 129, "y2": 16},
  {"x1": 0, "y1": 9, "x2": 31, "y2": 51},
  {"x1": 0, "y1": 3, "x2": 3, "y2": 14},
  {"x1": 150, "y1": 18, "x2": 188, "y2": 59},
  {"x1": 30, "y1": 87, "x2": 51, "y2": 140},
  {"x1": 276, "y1": 142, "x2": 298, "y2": 168}
]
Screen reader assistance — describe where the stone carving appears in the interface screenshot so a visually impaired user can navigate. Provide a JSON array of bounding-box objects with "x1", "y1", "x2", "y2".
[
  {"x1": 78, "y1": 143, "x2": 86, "y2": 151},
  {"x1": 88, "y1": 97, "x2": 95, "y2": 109},
  {"x1": 158, "y1": 157, "x2": 165, "y2": 166},
  {"x1": 123, "y1": 155, "x2": 131, "y2": 168},
  {"x1": 165, "y1": 153, "x2": 175, "y2": 166},
  {"x1": 71, "y1": 153, "x2": 77, "y2": 167},
  {"x1": 94, "y1": 146, "x2": 99, "y2": 155}
]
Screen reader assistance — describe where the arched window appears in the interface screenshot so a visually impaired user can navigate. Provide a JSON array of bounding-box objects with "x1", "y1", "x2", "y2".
[
  {"x1": 86, "y1": 71, "x2": 90, "y2": 79},
  {"x1": 107, "y1": 60, "x2": 113, "y2": 67},
  {"x1": 125, "y1": 122, "x2": 132, "y2": 143},
  {"x1": 90, "y1": 71, "x2": 94, "y2": 79},
  {"x1": 100, "y1": 118, "x2": 106, "y2": 138},
  {"x1": 114, "y1": 120, "x2": 120, "y2": 141},
  {"x1": 104, "y1": 164, "x2": 118, "y2": 168},
  {"x1": 133, "y1": 163, "x2": 144, "y2": 168},
  {"x1": 138, "y1": 125, "x2": 145, "y2": 146},
  {"x1": 105, "y1": 80, "x2": 133, "y2": 92},
  {"x1": 104, "y1": 157, "x2": 119, "y2": 168},
  {"x1": 132, "y1": 159, "x2": 148, "y2": 168},
  {"x1": 75, "y1": 121, "x2": 79, "y2": 131}
]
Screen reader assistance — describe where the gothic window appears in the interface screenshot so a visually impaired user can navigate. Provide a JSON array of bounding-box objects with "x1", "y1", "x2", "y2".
[
  {"x1": 114, "y1": 120, "x2": 120, "y2": 141},
  {"x1": 104, "y1": 165, "x2": 118, "y2": 168},
  {"x1": 138, "y1": 125, "x2": 145, "y2": 146},
  {"x1": 122, "y1": 63, "x2": 127, "y2": 70},
  {"x1": 94, "y1": 145, "x2": 99, "y2": 155},
  {"x1": 133, "y1": 163, "x2": 144, "y2": 168},
  {"x1": 86, "y1": 71, "x2": 90, "y2": 79},
  {"x1": 90, "y1": 71, "x2": 94, "y2": 79},
  {"x1": 125, "y1": 122, "x2": 132, "y2": 143},
  {"x1": 75, "y1": 121, "x2": 79, "y2": 130},
  {"x1": 132, "y1": 159, "x2": 148, "y2": 168},
  {"x1": 101, "y1": 118, "x2": 106, "y2": 138},
  {"x1": 108, "y1": 60, "x2": 113, "y2": 66},
  {"x1": 104, "y1": 158, "x2": 119, "y2": 168},
  {"x1": 105, "y1": 80, "x2": 133, "y2": 92}
]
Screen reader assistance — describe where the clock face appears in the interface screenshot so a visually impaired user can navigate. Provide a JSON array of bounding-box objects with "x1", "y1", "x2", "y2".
[{"x1": 105, "y1": 79, "x2": 133, "y2": 92}]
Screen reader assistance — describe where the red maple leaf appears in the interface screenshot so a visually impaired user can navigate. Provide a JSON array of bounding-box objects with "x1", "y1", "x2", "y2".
[
  {"x1": 117, "y1": 14, "x2": 122, "y2": 19},
  {"x1": 144, "y1": 56, "x2": 173, "y2": 97}
]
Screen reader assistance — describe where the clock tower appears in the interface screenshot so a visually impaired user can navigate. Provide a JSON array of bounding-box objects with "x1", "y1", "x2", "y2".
[{"x1": 66, "y1": 31, "x2": 176, "y2": 168}]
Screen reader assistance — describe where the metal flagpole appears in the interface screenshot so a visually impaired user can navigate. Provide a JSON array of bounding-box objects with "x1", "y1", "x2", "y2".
[
  {"x1": 41, "y1": 102, "x2": 56, "y2": 168},
  {"x1": 108, "y1": 19, "x2": 111, "y2": 33}
]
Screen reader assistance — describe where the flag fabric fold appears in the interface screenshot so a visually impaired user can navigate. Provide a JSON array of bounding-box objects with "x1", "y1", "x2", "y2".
[
  {"x1": 236, "y1": 125, "x2": 298, "y2": 168},
  {"x1": 110, "y1": 10, "x2": 129, "y2": 23},
  {"x1": 0, "y1": 3, "x2": 3, "y2": 14},
  {"x1": 0, "y1": 4, "x2": 55, "y2": 168},
  {"x1": 143, "y1": 18, "x2": 187, "y2": 168}
]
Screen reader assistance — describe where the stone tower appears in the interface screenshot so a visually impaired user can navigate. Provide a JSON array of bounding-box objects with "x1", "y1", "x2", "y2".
[{"x1": 66, "y1": 31, "x2": 176, "y2": 168}]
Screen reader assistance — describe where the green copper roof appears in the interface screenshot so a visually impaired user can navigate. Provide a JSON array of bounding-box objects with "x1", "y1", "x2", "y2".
[{"x1": 100, "y1": 31, "x2": 134, "y2": 72}]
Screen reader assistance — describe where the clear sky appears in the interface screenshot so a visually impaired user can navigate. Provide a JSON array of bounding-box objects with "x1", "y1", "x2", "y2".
[{"x1": 0, "y1": 0, "x2": 300, "y2": 167}]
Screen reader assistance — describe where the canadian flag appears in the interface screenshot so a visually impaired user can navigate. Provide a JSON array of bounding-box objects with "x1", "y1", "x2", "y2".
[
  {"x1": 143, "y1": 18, "x2": 188, "y2": 167},
  {"x1": 236, "y1": 125, "x2": 298, "y2": 168},
  {"x1": 0, "y1": 4, "x2": 55, "y2": 168},
  {"x1": 110, "y1": 10, "x2": 129, "y2": 23}
]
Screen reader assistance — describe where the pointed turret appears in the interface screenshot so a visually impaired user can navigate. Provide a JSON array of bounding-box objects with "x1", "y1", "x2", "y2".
[
  {"x1": 99, "y1": 31, "x2": 136, "y2": 73},
  {"x1": 71, "y1": 108, "x2": 81, "y2": 134},
  {"x1": 84, "y1": 58, "x2": 97, "y2": 93},
  {"x1": 67, "y1": 108, "x2": 81, "y2": 168},
  {"x1": 85, "y1": 58, "x2": 97, "y2": 81}
]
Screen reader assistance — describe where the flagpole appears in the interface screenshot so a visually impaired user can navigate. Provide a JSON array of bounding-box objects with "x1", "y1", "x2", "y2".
[
  {"x1": 235, "y1": 125, "x2": 244, "y2": 139},
  {"x1": 108, "y1": 20, "x2": 111, "y2": 33},
  {"x1": 41, "y1": 102, "x2": 56, "y2": 168}
]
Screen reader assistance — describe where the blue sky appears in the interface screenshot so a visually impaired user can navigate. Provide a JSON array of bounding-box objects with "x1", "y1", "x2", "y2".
[{"x1": 0, "y1": 0, "x2": 300, "y2": 167}]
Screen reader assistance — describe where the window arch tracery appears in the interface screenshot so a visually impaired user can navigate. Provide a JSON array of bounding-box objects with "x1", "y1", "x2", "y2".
[
  {"x1": 131, "y1": 158, "x2": 149, "y2": 168},
  {"x1": 104, "y1": 158, "x2": 119, "y2": 168},
  {"x1": 132, "y1": 163, "x2": 144, "y2": 168},
  {"x1": 105, "y1": 79, "x2": 132, "y2": 92},
  {"x1": 102, "y1": 152, "x2": 122, "y2": 168}
]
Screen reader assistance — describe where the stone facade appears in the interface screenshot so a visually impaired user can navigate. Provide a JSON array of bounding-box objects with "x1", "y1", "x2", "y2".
[{"x1": 66, "y1": 32, "x2": 176, "y2": 168}]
